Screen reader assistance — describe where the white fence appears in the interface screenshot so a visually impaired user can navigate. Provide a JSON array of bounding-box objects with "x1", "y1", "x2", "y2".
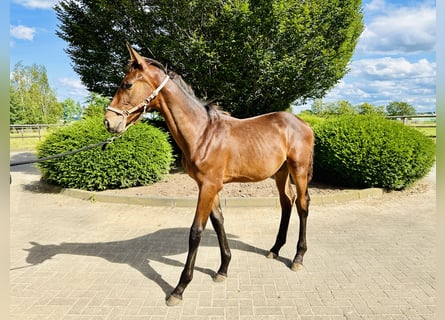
[
  {"x1": 386, "y1": 114, "x2": 436, "y2": 125},
  {"x1": 386, "y1": 115, "x2": 436, "y2": 138},
  {"x1": 10, "y1": 124, "x2": 62, "y2": 140}
]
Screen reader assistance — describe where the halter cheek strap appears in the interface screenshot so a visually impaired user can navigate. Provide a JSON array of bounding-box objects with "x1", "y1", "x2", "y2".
[{"x1": 106, "y1": 75, "x2": 170, "y2": 130}]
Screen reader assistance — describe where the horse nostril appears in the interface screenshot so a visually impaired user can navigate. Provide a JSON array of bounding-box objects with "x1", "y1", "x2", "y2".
[{"x1": 104, "y1": 119, "x2": 110, "y2": 130}]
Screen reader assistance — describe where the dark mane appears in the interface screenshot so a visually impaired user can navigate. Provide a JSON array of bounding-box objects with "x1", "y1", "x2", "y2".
[
  {"x1": 129, "y1": 56, "x2": 229, "y2": 121},
  {"x1": 166, "y1": 70, "x2": 198, "y2": 99},
  {"x1": 205, "y1": 102, "x2": 230, "y2": 122}
]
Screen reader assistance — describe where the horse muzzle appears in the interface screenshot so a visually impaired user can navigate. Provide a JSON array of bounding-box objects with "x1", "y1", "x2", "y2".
[{"x1": 104, "y1": 115, "x2": 127, "y2": 134}]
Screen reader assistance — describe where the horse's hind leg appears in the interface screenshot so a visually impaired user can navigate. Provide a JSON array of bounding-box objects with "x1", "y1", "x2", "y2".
[
  {"x1": 210, "y1": 194, "x2": 231, "y2": 282},
  {"x1": 267, "y1": 163, "x2": 296, "y2": 259},
  {"x1": 288, "y1": 160, "x2": 311, "y2": 271}
]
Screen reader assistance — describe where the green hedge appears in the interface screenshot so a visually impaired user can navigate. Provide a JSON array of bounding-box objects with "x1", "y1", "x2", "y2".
[
  {"x1": 37, "y1": 117, "x2": 174, "y2": 191},
  {"x1": 301, "y1": 115, "x2": 435, "y2": 190}
]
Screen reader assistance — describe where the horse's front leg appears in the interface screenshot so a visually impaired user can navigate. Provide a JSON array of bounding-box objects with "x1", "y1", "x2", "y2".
[{"x1": 166, "y1": 184, "x2": 218, "y2": 306}]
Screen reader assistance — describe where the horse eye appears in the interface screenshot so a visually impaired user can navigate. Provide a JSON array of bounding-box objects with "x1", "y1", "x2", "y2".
[{"x1": 122, "y1": 82, "x2": 133, "y2": 90}]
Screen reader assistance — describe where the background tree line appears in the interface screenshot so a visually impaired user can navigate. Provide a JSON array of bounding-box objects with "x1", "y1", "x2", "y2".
[
  {"x1": 303, "y1": 99, "x2": 417, "y2": 117},
  {"x1": 9, "y1": 60, "x2": 420, "y2": 125},
  {"x1": 9, "y1": 62, "x2": 110, "y2": 125},
  {"x1": 10, "y1": 62, "x2": 64, "y2": 124}
]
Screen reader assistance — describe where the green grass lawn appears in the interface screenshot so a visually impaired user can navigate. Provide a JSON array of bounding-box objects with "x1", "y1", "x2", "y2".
[
  {"x1": 407, "y1": 122, "x2": 436, "y2": 139},
  {"x1": 9, "y1": 130, "x2": 51, "y2": 151},
  {"x1": 411, "y1": 126, "x2": 436, "y2": 138},
  {"x1": 10, "y1": 137, "x2": 41, "y2": 151}
]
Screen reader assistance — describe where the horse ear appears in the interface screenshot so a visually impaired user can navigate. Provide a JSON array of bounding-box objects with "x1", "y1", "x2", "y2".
[{"x1": 126, "y1": 43, "x2": 146, "y2": 69}]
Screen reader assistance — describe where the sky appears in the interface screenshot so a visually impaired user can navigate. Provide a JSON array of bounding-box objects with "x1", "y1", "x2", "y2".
[{"x1": 10, "y1": 0, "x2": 437, "y2": 113}]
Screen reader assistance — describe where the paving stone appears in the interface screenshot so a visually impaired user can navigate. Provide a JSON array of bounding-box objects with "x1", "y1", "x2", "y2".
[{"x1": 9, "y1": 156, "x2": 436, "y2": 319}]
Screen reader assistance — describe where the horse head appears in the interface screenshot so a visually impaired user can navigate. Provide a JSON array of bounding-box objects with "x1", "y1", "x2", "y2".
[{"x1": 104, "y1": 43, "x2": 169, "y2": 134}]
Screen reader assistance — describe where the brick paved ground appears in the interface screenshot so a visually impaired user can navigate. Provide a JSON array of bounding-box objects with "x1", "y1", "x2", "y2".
[{"x1": 10, "y1": 157, "x2": 436, "y2": 319}]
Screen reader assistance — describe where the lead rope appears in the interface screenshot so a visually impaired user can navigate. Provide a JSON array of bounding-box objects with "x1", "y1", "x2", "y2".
[
  {"x1": 10, "y1": 134, "x2": 123, "y2": 167},
  {"x1": 9, "y1": 134, "x2": 124, "y2": 184}
]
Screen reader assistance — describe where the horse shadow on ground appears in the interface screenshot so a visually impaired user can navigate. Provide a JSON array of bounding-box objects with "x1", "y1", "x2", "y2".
[{"x1": 20, "y1": 228, "x2": 291, "y2": 297}]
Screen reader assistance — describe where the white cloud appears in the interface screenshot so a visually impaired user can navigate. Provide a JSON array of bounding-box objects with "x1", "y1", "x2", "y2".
[
  {"x1": 365, "y1": 0, "x2": 387, "y2": 12},
  {"x1": 59, "y1": 77, "x2": 86, "y2": 90},
  {"x1": 351, "y1": 57, "x2": 436, "y2": 80},
  {"x1": 13, "y1": 0, "x2": 59, "y2": 9},
  {"x1": 358, "y1": 2, "x2": 435, "y2": 54},
  {"x1": 10, "y1": 25, "x2": 36, "y2": 40},
  {"x1": 323, "y1": 57, "x2": 436, "y2": 112},
  {"x1": 58, "y1": 77, "x2": 89, "y2": 101}
]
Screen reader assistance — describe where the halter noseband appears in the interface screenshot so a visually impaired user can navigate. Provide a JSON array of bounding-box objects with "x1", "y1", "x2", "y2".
[{"x1": 106, "y1": 75, "x2": 170, "y2": 130}]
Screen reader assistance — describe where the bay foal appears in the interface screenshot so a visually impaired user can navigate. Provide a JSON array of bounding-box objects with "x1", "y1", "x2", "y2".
[{"x1": 104, "y1": 44, "x2": 314, "y2": 306}]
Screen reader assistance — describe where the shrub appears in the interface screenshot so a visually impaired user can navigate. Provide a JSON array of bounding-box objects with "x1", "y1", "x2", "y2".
[
  {"x1": 312, "y1": 115, "x2": 435, "y2": 190},
  {"x1": 298, "y1": 113, "x2": 326, "y2": 132},
  {"x1": 37, "y1": 117, "x2": 174, "y2": 191}
]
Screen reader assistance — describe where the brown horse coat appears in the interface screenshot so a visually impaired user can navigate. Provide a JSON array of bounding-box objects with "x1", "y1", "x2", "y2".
[{"x1": 104, "y1": 44, "x2": 314, "y2": 306}]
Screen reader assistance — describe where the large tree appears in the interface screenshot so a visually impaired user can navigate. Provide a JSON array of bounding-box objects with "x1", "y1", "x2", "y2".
[
  {"x1": 82, "y1": 93, "x2": 111, "y2": 119},
  {"x1": 61, "y1": 98, "x2": 83, "y2": 123},
  {"x1": 386, "y1": 101, "x2": 417, "y2": 116},
  {"x1": 55, "y1": 0, "x2": 363, "y2": 118},
  {"x1": 10, "y1": 62, "x2": 62, "y2": 124}
]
